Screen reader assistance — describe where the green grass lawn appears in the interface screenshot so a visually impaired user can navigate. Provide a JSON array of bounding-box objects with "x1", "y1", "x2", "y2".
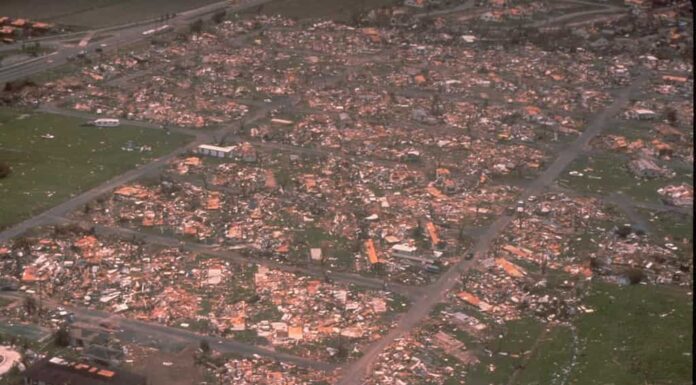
[
  {"x1": 641, "y1": 208, "x2": 693, "y2": 242},
  {"x1": 464, "y1": 317, "x2": 547, "y2": 385},
  {"x1": 0, "y1": 108, "x2": 192, "y2": 229},
  {"x1": 515, "y1": 325, "x2": 574, "y2": 385},
  {"x1": 458, "y1": 282, "x2": 692, "y2": 385},
  {"x1": 568, "y1": 282, "x2": 693, "y2": 385},
  {"x1": 558, "y1": 152, "x2": 693, "y2": 204}
]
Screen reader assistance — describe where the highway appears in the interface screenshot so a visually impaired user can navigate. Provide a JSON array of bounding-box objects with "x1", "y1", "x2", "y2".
[{"x1": 0, "y1": 0, "x2": 274, "y2": 84}]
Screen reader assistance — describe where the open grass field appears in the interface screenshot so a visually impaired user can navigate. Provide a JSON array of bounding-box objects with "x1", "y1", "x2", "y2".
[
  {"x1": 0, "y1": 107, "x2": 192, "y2": 229},
  {"x1": 458, "y1": 282, "x2": 692, "y2": 385},
  {"x1": 0, "y1": 0, "x2": 222, "y2": 28},
  {"x1": 569, "y1": 282, "x2": 693, "y2": 385},
  {"x1": 558, "y1": 152, "x2": 693, "y2": 204},
  {"x1": 464, "y1": 317, "x2": 549, "y2": 385},
  {"x1": 641, "y1": 208, "x2": 693, "y2": 243}
]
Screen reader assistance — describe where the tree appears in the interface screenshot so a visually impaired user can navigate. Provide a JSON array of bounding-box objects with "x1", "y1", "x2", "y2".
[
  {"x1": 626, "y1": 268, "x2": 645, "y2": 285},
  {"x1": 13, "y1": 255, "x2": 23, "y2": 279},
  {"x1": 13, "y1": 236, "x2": 34, "y2": 253},
  {"x1": 199, "y1": 339, "x2": 210, "y2": 354},
  {"x1": 589, "y1": 257, "x2": 603, "y2": 270},
  {"x1": 53, "y1": 327, "x2": 70, "y2": 347},
  {"x1": 0, "y1": 162, "x2": 10, "y2": 178},
  {"x1": 23, "y1": 296, "x2": 37, "y2": 316},
  {"x1": 457, "y1": 223, "x2": 467, "y2": 242},
  {"x1": 275, "y1": 171, "x2": 292, "y2": 190},
  {"x1": 615, "y1": 224, "x2": 632, "y2": 239},
  {"x1": 335, "y1": 341, "x2": 349, "y2": 360},
  {"x1": 212, "y1": 10, "x2": 226, "y2": 24},
  {"x1": 412, "y1": 220, "x2": 424, "y2": 239},
  {"x1": 190, "y1": 19, "x2": 204, "y2": 34},
  {"x1": 664, "y1": 107, "x2": 678, "y2": 124}
]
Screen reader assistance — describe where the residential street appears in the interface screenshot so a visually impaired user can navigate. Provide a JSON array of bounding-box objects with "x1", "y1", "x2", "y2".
[{"x1": 336, "y1": 71, "x2": 649, "y2": 385}]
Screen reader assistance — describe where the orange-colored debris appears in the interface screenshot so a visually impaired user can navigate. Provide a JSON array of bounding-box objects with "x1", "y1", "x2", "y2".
[
  {"x1": 21, "y1": 266, "x2": 45, "y2": 282},
  {"x1": 303, "y1": 175, "x2": 317, "y2": 190},
  {"x1": 495, "y1": 258, "x2": 526, "y2": 278},
  {"x1": 276, "y1": 243, "x2": 289, "y2": 254},
  {"x1": 502, "y1": 244, "x2": 534, "y2": 260},
  {"x1": 183, "y1": 156, "x2": 202, "y2": 166},
  {"x1": 288, "y1": 325, "x2": 303, "y2": 340},
  {"x1": 265, "y1": 170, "x2": 278, "y2": 190},
  {"x1": 364, "y1": 239, "x2": 380, "y2": 265},
  {"x1": 524, "y1": 106, "x2": 541, "y2": 116},
  {"x1": 206, "y1": 192, "x2": 221, "y2": 210},
  {"x1": 226, "y1": 224, "x2": 242, "y2": 239},
  {"x1": 563, "y1": 264, "x2": 593, "y2": 278},
  {"x1": 426, "y1": 222, "x2": 440, "y2": 246},
  {"x1": 306, "y1": 280, "x2": 321, "y2": 295},
  {"x1": 74, "y1": 235, "x2": 98, "y2": 250},
  {"x1": 114, "y1": 185, "x2": 149, "y2": 199},
  {"x1": 662, "y1": 75, "x2": 687, "y2": 83},
  {"x1": 457, "y1": 291, "x2": 491, "y2": 311},
  {"x1": 426, "y1": 185, "x2": 446, "y2": 199}
]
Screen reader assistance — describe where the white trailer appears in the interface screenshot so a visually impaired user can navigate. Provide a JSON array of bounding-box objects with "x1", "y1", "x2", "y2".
[{"x1": 93, "y1": 118, "x2": 120, "y2": 127}]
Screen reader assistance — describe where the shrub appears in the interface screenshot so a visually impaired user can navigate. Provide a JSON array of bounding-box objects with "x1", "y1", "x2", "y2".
[
  {"x1": 0, "y1": 162, "x2": 10, "y2": 178},
  {"x1": 625, "y1": 268, "x2": 645, "y2": 285},
  {"x1": 190, "y1": 19, "x2": 204, "y2": 34},
  {"x1": 53, "y1": 327, "x2": 70, "y2": 347},
  {"x1": 212, "y1": 10, "x2": 226, "y2": 24}
]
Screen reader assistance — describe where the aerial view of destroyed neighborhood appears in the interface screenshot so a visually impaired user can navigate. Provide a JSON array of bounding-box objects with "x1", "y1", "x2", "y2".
[{"x1": 0, "y1": 0, "x2": 692, "y2": 384}]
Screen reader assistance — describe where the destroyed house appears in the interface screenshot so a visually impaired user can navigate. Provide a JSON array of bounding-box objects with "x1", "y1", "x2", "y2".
[
  {"x1": 240, "y1": 142, "x2": 257, "y2": 163},
  {"x1": 425, "y1": 222, "x2": 444, "y2": 249},
  {"x1": 195, "y1": 144, "x2": 235, "y2": 158},
  {"x1": 391, "y1": 244, "x2": 434, "y2": 265},
  {"x1": 627, "y1": 108, "x2": 656, "y2": 120},
  {"x1": 0, "y1": 26, "x2": 15, "y2": 37},
  {"x1": 364, "y1": 239, "x2": 381, "y2": 265},
  {"x1": 24, "y1": 357, "x2": 146, "y2": 385}
]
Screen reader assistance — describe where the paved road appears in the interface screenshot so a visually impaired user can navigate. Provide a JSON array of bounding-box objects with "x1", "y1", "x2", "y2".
[
  {"x1": 0, "y1": 292, "x2": 336, "y2": 371},
  {"x1": 336, "y1": 71, "x2": 649, "y2": 385}
]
